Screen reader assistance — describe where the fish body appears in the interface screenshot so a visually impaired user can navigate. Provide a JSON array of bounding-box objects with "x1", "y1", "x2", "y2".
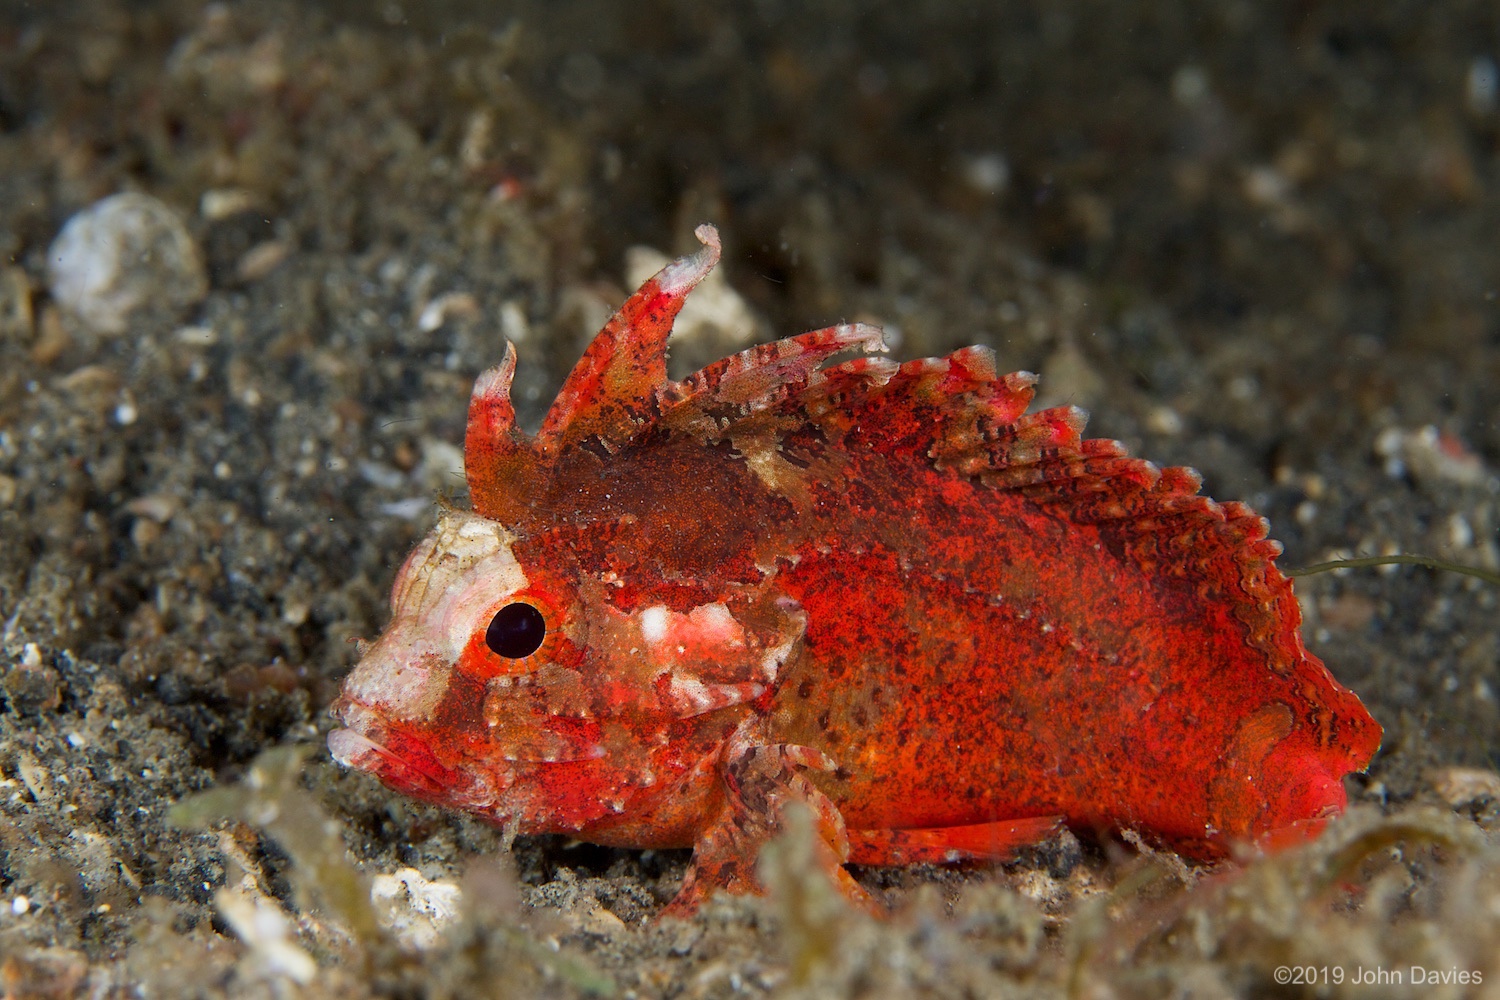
[{"x1": 329, "y1": 225, "x2": 1381, "y2": 913}]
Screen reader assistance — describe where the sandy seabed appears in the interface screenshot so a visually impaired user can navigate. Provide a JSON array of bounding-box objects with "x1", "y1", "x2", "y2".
[{"x1": 1, "y1": 2, "x2": 1498, "y2": 996}]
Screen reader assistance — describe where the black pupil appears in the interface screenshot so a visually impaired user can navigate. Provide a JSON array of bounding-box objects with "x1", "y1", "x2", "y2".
[{"x1": 485, "y1": 603, "x2": 546, "y2": 658}]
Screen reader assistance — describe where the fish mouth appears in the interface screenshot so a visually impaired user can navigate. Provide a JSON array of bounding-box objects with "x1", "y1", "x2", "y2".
[
  {"x1": 327, "y1": 699, "x2": 488, "y2": 807},
  {"x1": 325, "y1": 724, "x2": 395, "y2": 770}
]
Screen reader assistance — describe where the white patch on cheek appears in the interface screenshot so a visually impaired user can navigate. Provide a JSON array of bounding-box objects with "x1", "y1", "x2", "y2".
[
  {"x1": 630, "y1": 600, "x2": 776, "y2": 718},
  {"x1": 638, "y1": 601, "x2": 743, "y2": 656},
  {"x1": 639, "y1": 605, "x2": 669, "y2": 645},
  {"x1": 692, "y1": 602, "x2": 738, "y2": 641}
]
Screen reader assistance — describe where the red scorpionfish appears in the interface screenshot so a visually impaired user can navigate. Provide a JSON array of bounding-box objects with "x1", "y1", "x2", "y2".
[{"x1": 329, "y1": 225, "x2": 1382, "y2": 915}]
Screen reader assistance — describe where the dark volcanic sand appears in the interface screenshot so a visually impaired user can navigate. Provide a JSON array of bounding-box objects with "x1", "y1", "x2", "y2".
[{"x1": 1, "y1": 2, "x2": 1497, "y2": 996}]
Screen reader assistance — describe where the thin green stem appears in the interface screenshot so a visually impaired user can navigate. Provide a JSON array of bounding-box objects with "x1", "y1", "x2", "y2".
[{"x1": 1286, "y1": 554, "x2": 1500, "y2": 587}]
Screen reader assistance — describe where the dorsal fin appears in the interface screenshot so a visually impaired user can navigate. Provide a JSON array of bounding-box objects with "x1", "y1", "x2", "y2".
[
  {"x1": 537, "y1": 224, "x2": 721, "y2": 457},
  {"x1": 779, "y1": 352, "x2": 1290, "y2": 634},
  {"x1": 465, "y1": 341, "x2": 546, "y2": 521},
  {"x1": 650, "y1": 321, "x2": 887, "y2": 440},
  {"x1": 698, "y1": 346, "x2": 1378, "y2": 767},
  {"x1": 466, "y1": 226, "x2": 727, "y2": 520}
]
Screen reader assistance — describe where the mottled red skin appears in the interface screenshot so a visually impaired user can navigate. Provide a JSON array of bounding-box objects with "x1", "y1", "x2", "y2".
[{"x1": 329, "y1": 225, "x2": 1381, "y2": 914}]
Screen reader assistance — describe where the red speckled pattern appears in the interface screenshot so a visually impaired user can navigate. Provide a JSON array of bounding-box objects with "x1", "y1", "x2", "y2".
[{"x1": 330, "y1": 225, "x2": 1381, "y2": 915}]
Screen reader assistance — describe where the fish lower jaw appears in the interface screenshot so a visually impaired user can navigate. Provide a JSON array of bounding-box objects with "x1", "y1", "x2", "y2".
[
  {"x1": 326, "y1": 725, "x2": 386, "y2": 771},
  {"x1": 325, "y1": 713, "x2": 498, "y2": 811}
]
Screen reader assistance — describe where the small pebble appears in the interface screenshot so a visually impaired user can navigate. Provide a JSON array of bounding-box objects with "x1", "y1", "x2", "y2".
[
  {"x1": 47, "y1": 192, "x2": 207, "y2": 335},
  {"x1": 499, "y1": 299, "x2": 531, "y2": 343},
  {"x1": 236, "y1": 239, "x2": 293, "y2": 282},
  {"x1": 174, "y1": 324, "x2": 218, "y2": 345},
  {"x1": 200, "y1": 187, "x2": 258, "y2": 221},
  {"x1": 962, "y1": 152, "x2": 1011, "y2": 196},
  {"x1": 1467, "y1": 57, "x2": 1498, "y2": 115},
  {"x1": 0, "y1": 267, "x2": 35, "y2": 342},
  {"x1": 1145, "y1": 405, "x2": 1184, "y2": 436},
  {"x1": 1428, "y1": 766, "x2": 1500, "y2": 808},
  {"x1": 1448, "y1": 513, "x2": 1474, "y2": 550},
  {"x1": 1171, "y1": 64, "x2": 1210, "y2": 106},
  {"x1": 417, "y1": 291, "x2": 480, "y2": 332}
]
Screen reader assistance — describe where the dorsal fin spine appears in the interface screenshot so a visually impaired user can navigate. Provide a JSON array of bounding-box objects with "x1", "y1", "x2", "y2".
[
  {"x1": 537, "y1": 226, "x2": 722, "y2": 456},
  {"x1": 465, "y1": 342, "x2": 548, "y2": 521}
]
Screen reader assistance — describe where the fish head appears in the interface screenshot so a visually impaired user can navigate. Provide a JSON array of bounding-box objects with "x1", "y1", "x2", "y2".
[
  {"x1": 327, "y1": 505, "x2": 787, "y2": 838},
  {"x1": 327, "y1": 508, "x2": 613, "y2": 832}
]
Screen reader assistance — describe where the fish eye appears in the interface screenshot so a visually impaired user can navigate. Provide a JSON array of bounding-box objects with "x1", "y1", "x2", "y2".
[{"x1": 485, "y1": 602, "x2": 546, "y2": 658}]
